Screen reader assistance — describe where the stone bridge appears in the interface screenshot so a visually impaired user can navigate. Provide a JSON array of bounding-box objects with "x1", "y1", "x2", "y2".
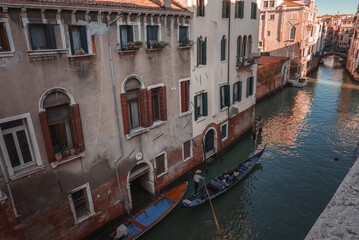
[{"x1": 319, "y1": 51, "x2": 347, "y2": 61}]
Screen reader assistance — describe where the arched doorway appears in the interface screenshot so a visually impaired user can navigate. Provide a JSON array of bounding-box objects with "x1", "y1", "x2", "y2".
[
  {"x1": 204, "y1": 128, "x2": 217, "y2": 158},
  {"x1": 127, "y1": 161, "x2": 155, "y2": 210}
]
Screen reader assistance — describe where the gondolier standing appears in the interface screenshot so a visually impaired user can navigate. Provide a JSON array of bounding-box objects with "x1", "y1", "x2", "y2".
[{"x1": 194, "y1": 170, "x2": 204, "y2": 193}]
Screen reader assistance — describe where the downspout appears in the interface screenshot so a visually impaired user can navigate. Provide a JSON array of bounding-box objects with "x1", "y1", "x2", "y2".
[
  {"x1": 106, "y1": 14, "x2": 129, "y2": 213},
  {"x1": 227, "y1": 1, "x2": 232, "y2": 121},
  {"x1": 0, "y1": 156, "x2": 20, "y2": 217}
]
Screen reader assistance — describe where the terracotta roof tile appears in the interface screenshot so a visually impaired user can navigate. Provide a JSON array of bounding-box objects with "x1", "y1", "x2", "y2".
[{"x1": 278, "y1": 0, "x2": 305, "y2": 7}]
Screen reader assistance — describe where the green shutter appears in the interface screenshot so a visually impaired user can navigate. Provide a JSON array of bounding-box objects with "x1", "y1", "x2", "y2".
[
  {"x1": 203, "y1": 92, "x2": 208, "y2": 116},
  {"x1": 233, "y1": 83, "x2": 236, "y2": 104},
  {"x1": 197, "y1": 37, "x2": 200, "y2": 65},
  {"x1": 240, "y1": 1, "x2": 244, "y2": 18},
  {"x1": 220, "y1": 87, "x2": 223, "y2": 109},
  {"x1": 221, "y1": 37, "x2": 226, "y2": 61},
  {"x1": 194, "y1": 95, "x2": 198, "y2": 120},
  {"x1": 203, "y1": 37, "x2": 207, "y2": 65},
  {"x1": 246, "y1": 78, "x2": 250, "y2": 98},
  {"x1": 239, "y1": 82, "x2": 242, "y2": 101},
  {"x1": 222, "y1": 1, "x2": 226, "y2": 18},
  {"x1": 224, "y1": 85, "x2": 230, "y2": 107}
]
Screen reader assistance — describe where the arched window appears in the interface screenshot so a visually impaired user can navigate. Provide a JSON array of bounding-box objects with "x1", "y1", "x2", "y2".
[
  {"x1": 248, "y1": 35, "x2": 252, "y2": 55},
  {"x1": 237, "y1": 36, "x2": 242, "y2": 62},
  {"x1": 39, "y1": 89, "x2": 85, "y2": 162},
  {"x1": 242, "y1": 35, "x2": 247, "y2": 57},
  {"x1": 125, "y1": 78, "x2": 142, "y2": 130},
  {"x1": 221, "y1": 35, "x2": 226, "y2": 61},
  {"x1": 197, "y1": 36, "x2": 207, "y2": 65},
  {"x1": 290, "y1": 26, "x2": 296, "y2": 40}
]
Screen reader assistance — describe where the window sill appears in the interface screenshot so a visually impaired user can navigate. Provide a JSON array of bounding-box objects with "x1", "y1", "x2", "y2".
[
  {"x1": 74, "y1": 211, "x2": 96, "y2": 225},
  {"x1": 28, "y1": 49, "x2": 67, "y2": 61},
  {"x1": 221, "y1": 60, "x2": 227, "y2": 63},
  {"x1": 68, "y1": 54, "x2": 95, "y2": 59},
  {"x1": 0, "y1": 51, "x2": 15, "y2": 58},
  {"x1": 146, "y1": 48, "x2": 164, "y2": 53},
  {"x1": 195, "y1": 116, "x2": 207, "y2": 123},
  {"x1": 157, "y1": 171, "x2": 168, "y2": 178},
  {"x1": 51, "y1": 152, "x2": 86, "y2": 169},
  {"x1": 178, "y1": 46, "x2": 192, "y2": 50},
  {"x1": 183, "y1": 156, "x2": 193, "y2": 163},
  {"x1": 126, "y1": 121, "x2": 166, "y2": 140},
  {"x1": 118, "y1": 49, "x2": 138, "y2": 55},
  {"x1": 197, "y1": 64, "x2": 206, "y2": 68},
  {"x1": 220, "y1": 106, "x2": 229, "y2": 112},
  {"x1": 180, "y1": 111, "x2": 192, "y2": 118},
  {"x1": 10, "y1": 164, "x2": 45, "y2": 181}
]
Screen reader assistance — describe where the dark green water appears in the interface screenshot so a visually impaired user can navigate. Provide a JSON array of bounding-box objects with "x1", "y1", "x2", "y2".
[{"x1": 143, "y1": 57, "x2": 359, "y2": 240}]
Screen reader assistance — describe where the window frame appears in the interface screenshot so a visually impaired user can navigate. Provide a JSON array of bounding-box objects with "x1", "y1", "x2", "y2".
[
  {"x1": 197, "y1": 0, "x2": 205, "y2": 17},
  {"x1": 270, "y1": 15, "x2": 275, "y2": 20},
  {"x1": 179, "y1": 78, "x2": 191, "y2": 116},
  {"x1": 246, "y1": 77, "x2": 254, "y2": 97},
  {"x1": 0, "y1": 113, "x2": 43, "y2": 179},
  {"x1": 220, "y1": 35, "x2": 227, "y2": 61},
  {"x1": 222, "y1": 0, "x2": 230, "y2": 18},
  {"x1": 117, "y1": 21, "x2": 141, "y2": 51},
  {"x1": 194, "y1": 92, "x2": 208, "y2": 121},
  {"x1": 251, "y1": 2, "x2": 257, "y2": 20},
  {"x1": 270, "y1": 1, "x2": 275, "y2": 7},
  {"x1": 154, "y1": 151, "x2": 168, "y2": 178},
  {"x1": 27, "y1": 23, "x2": 57, "y2": 50},
  {"x1": 145, "y1": 24, "x2": 161, "y2": 49},
  {"x1": 68, "y1": 183, "x2": 95, "y2": 224},
  {"x1": 220, "y1": 122, "x2": 228, "y2": 141},
  {"x1": 263, "y1": 1, "x2": 268, "y2": 8},
  {"x1": 68, "y1": 24, "x2": 91, "y2": 56},
  {"x1": 235, "y1": 1, "x2": 245, "y2": 19},
  {"x1": 220, "y1": 84, "x2": 230, "y2": 110},
  {"x1": 0, "y1": 19, "x2": 15, "y2": 55},
  {"x1": 182, "y1": 140, "x2": 193, "y2": 162},
  {"x1": 290, "y1": 26, "x2": 296, "y2": 40},
  {"x1": 197, "y1": 36, "x2": 207, "y2": 66},
  {"x1": 178, "y1": 24, "x2": 190, "y2": 46},
  {"x1": 233, "y1": 81, "x2": 242, "y2": 103}
]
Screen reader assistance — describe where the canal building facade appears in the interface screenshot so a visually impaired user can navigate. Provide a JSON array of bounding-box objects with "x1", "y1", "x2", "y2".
[
  {"x1": 186, "y1": 0, "x2": 260, "y2": 164},
  {"x1": 0, "y1": 0, "x2": 195, "y2": 239},
  {"x1": 337, "y1": 16, "x2": 354, "y2": 50},
  {"x1": 346, "y1": 4, "x2": 359, "y2": 82},
  {"x1": 258, "y1": 0, "x2": 322, "y2": 77}
]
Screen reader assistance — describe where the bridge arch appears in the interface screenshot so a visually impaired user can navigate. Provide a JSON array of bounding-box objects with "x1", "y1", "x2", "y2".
[{"x1": 319, "y1": 52, "x2": 347, "y2": 61}]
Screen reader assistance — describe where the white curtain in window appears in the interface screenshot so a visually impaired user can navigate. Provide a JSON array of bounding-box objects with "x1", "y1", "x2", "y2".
[
  {"x1": 30, "y1": 25, "x2": 46, "y2": 49},
  {"x1": 72, "y1": 28, "x2": 82, "y2": 50},
  {"x1": 130, "y1": 102, "x2": 140, "y2": 128},
  {"x1": 121, "y1": 27, "x2": 128, "y2": 45}
]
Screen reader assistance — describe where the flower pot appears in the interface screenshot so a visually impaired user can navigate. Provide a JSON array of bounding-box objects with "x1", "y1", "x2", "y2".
[
  {"x1": 55, "y1": 153, "x2": 62, "y2": 161},
  {"x1": 70, "y1": 148, "x2": 76, "y2": 156}
]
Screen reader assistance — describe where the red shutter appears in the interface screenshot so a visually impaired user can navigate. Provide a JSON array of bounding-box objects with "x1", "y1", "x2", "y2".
[
  {"x1": 139, "y1": 90, "x2": 149, "y2": 127},
  {"x1": 180, "y1": 82, "x2": 186, "y2": 113},
  {"x1": 160, "y1": 86, "x2": 167, "y2": 121},
  {"x1": 147, "y1": 90, "x2": 153, "y2": 126},
  {"x1": 72, "y1": 105, "x2": 85, "y2": 152},
  {"x1": 39, "y1": 112, "x2": 55, "y2": 163},
  {"x1": 120, "y1": 93, "x2": 130, "y2": 135}
]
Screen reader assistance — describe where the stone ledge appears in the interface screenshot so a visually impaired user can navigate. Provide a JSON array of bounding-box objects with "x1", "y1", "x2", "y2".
[{"x1": 305, "y1": 157, "x2": 359, "y2": 240}]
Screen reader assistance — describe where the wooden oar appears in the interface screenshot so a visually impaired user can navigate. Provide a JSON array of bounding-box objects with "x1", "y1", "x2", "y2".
[{"x1": 202, "y1": 178, "x2": 221, "y2": 234}]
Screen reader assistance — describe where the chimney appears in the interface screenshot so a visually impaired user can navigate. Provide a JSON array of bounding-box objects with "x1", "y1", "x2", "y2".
[{"x1": 164, "y1": 0, "x2": 171, "y2": 9}]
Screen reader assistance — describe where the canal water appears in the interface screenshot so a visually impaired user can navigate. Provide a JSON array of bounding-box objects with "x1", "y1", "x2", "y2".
[{"x1": 139, "y1": 57, "x2": 359, "y2": 240}]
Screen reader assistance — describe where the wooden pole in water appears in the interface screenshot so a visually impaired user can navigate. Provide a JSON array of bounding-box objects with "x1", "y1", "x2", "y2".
[{"x1": 202, "y1": 178, "x2": 221, "y2": 233}]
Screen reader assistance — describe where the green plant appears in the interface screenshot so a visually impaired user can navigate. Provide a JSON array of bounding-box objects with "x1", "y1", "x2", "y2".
[
  {"x1": 258, "y1": 65, "x2": 276, "y2": 83},
  {"x1": 149, "y1": 40, "x2": 169, "y2": 49},
  {"x1": 134, "y1": 41, "x2": 143, "y2": 46},
  {"x1": 179, "y1": 37, "x2": 193, "y2": 46}
]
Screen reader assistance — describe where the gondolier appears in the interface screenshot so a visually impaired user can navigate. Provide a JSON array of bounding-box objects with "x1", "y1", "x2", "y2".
[{"x1": 194, "y1": 170, "x2": 203, "y2": 193}]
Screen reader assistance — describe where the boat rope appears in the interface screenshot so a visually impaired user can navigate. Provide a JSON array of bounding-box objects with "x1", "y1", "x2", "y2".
[{"x1": 202, "y1": 178, "x2": 221, "y2": 234}]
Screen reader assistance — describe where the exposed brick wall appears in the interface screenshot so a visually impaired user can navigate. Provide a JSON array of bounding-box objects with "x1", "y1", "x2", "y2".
[
  {"x1": 256, "y1": 73, "x2": 284, "y2": 100},
  {"x1": 0, "y1": 196, "x2": 25, "y2": 240}
]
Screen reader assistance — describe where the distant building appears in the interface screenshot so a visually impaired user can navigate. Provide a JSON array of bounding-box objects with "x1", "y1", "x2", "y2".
[
  {"x1": 346, "y1": 5, "x2": 359, "y2": 81},
  {"x1": 337, "y1": 16, "x2": 354, "y2": 49},
  {"x1": 258, "y1": 0, "x2": 321, "y2": 77}
]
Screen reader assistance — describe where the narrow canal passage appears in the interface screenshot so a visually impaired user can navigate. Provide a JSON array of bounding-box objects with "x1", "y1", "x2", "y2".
[{"x1": 142, "y1": 57, "x2": 359, "y2": 240}]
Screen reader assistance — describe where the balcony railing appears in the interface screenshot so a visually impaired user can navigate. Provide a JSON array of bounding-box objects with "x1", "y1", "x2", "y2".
[{"x1": 236, "y1": 54, "x2": 260, "y2": 69}]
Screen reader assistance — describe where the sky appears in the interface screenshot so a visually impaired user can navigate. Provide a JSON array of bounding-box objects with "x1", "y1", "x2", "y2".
[{"x1": 315, "y1": 0, "x2": 358, "y2": 16}]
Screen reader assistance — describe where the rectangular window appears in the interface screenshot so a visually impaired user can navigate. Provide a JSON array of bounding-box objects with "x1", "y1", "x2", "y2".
[
  {"x1": 267, "y1": 31, "x2": 271, "y2": 36},
  {"x1": 246, "y1": 77, "x2": 254, "y2": 97},
  {"x1": 0, "y1": 23, "x2": 10, "y2": 51},
  {"x1": 68, "y1": 25, "x2": 88, "y2": 55},
  {"x1": 220, "y1": 85, "x2": 230, "y2": 109},
  {"x1": 270, "y1": 15, "x2": 275, "y2": 20},
  {"x1": 222, "y1": 0, "x2": 230, "y2": 18},
  {"x1": 151, "y1": 88, "x2": 161, "y2": 122},
  {"x1": 119, "y1": 25, "x2": 134, "y2": 50},
  {"x1": 221, "y1": 122, "x2": 228, "y2": 141},
  {"x1": 28, "y1": 24, "x2": 57, "y2": 50},
  {"x1": 197, "y1": 0, "x2": 205, "y2": 16},
  {"x1": 183, "y1": 140, "x2": 192, "y2": 161},
  {"x1": 270, "y1": 1, "x2": 275, "y2": 7},
  {"x1": 251, "y1": 2, "x2": 257, "y2": 19},
  {"x1": 235, "y1": 1, "x2": 244, "y2": 19},
  {"x1": 261, "y1": 15, "x2": 265, "y2": 20},
  {"x1": 221, "y1": 37, "x2": 226, "y2": 61},
  {"x1": 180, "y1": 80, "x2": 190, "y2": 114},
  {"x1": 179, "y1": 26, "x2": 189, "y2": 46},
  {"x1": 69, "y1": 183, "x2": 95, "y2": 224},
  {"x1": 263, "y1": 1, "x2": 268, "y2": 8},
  {"x1": 0, "y1": 114, "x2": 43, "y2": 178},
  {"x1": 194, "y1": 92, "x2": 208, "y2": 121},
  {"x1": 155, "y1": 153, "x2": 166, "y2": 176},
  {"x1": 146, "y1": 25, "x2": 159, "y2": 48},
  {"x1": 233, "y1": 81, "x2": 242, "y2": 103}
]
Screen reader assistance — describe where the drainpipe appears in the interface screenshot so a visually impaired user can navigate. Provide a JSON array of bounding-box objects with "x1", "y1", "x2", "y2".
[
  {"x1": 106, "y1": 14, "x2": 129, "y2": 213},
  {"x1": 0, "y1": 156, "x2": 20, "y2": 217},
  {"x1": 227, "y1": 0, "x2": 232, "y2": 121}
]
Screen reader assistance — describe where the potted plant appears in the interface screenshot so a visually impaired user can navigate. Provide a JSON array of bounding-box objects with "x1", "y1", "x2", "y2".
[
  {"x1": 55, "y1": 152, "x2": 62, "y2": 161},
  {"x1": 75, "y1": 48, "x2": 86, "y2": 55},
  {"x1": 179, "y1": 37, "x2": 190, "y2": 47},
  {"x1": 63, "y1": 143, "x2": 69, "y2": 156},
  {"x1": 70, "y1": 148, "x2": 76, "y2": 156},
  {"x1": 134, "y1": 41, "x2": 143, "y2": 49}
]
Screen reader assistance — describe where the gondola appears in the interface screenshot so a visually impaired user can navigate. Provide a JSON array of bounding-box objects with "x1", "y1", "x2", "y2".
[
  {"x1": 182, "y1": 146, "x2": 266, "y2": 208},
  {"x1": 111, "y1": 182, "x2": 187, "y2": 240}
]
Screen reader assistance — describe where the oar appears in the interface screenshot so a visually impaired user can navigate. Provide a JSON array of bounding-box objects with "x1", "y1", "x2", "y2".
[{"x1": 202, "y1": 178, "x2": 221, "y2": 234}]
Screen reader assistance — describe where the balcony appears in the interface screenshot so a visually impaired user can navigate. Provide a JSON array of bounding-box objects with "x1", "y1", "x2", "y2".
[{"x1": 236, "y1": 54, "x2": 260, "y2": 69}]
